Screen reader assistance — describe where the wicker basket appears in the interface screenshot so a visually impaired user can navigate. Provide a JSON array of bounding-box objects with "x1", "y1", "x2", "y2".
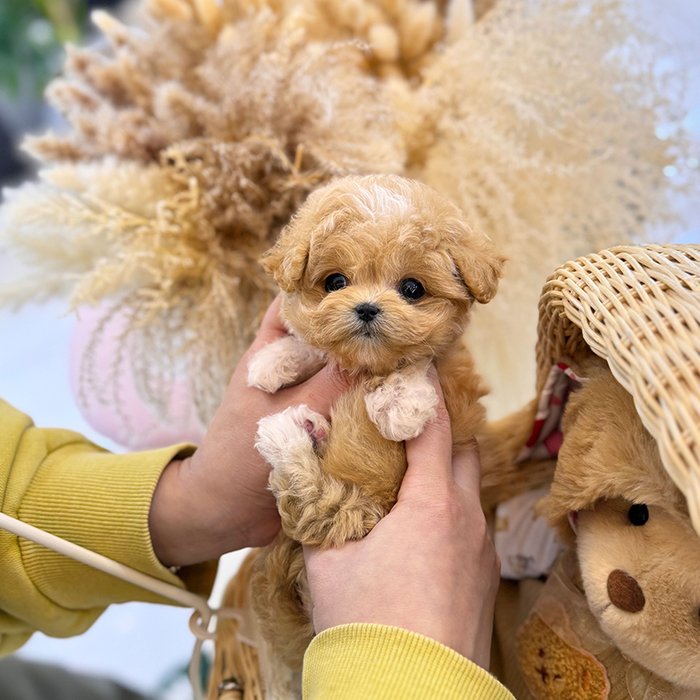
[
  {"x1": 208, "y1": 551, "x2": 266, "y2": 700},
  {"x1": 536, "y1": 244, "x2": 700, "y2": 537},
  {"x1": 208, "y1": 243, "x2": 700, "y2": 699}
]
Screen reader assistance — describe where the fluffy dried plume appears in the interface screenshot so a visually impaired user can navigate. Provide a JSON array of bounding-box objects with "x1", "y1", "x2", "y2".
[
  {"x1": 1, "y1": 0, "x2": 696, "y2": 429},
  {"x1": 402, "y1": 0, "x2": 699, "y2": 415},
  {"x1": 3, "y1": 7, "x2": 404, "y2": 424}
]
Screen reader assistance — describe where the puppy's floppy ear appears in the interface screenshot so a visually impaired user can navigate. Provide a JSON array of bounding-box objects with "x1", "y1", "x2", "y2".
[
  {"x1": 449, "y1": 239, "x2": 506, "y2": 304},
  {"x1": 260, "y1": 224, "x2": 311, "y2": 293}
]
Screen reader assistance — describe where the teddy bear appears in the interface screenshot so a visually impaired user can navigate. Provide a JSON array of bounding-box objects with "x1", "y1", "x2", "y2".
[
  {"x1": 492, "y1": 358, "x2": 700, "y2": 700},
  {"x1": 485, "y1": 244, "x2": 700, "y2": 700}
]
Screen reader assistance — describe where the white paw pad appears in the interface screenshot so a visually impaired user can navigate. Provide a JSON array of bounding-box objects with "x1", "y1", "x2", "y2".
[
  {"x1": 255, "y1": 405, "x2": 330, "y2": 468},
  {"x1": 288, "y1": 405, "x2": 330, "y2": 451},
  {"x1": 247, "y1": 339, "x2": 300, "y2": 393}
]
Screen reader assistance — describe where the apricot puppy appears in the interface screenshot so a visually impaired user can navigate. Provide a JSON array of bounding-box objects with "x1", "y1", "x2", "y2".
[{"x1": 248, "y1": 174, "x2": 504, "y2": 671}]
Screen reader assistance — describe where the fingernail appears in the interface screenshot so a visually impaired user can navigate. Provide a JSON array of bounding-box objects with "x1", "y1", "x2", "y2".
[{"x1": 568, "y1": 511, "x2": 579, "y2": 535}]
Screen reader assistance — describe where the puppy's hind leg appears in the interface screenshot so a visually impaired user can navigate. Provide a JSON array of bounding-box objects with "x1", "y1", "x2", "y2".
[
  {"x1": 256, "y1": 406, "x2": 385, "y2": 548},
  {"x1": 256, "y1": 403, "x2": 330, "y2": 464},
  {"x1": 252, "y1": 535, "x2": 314, "y2": 673}
]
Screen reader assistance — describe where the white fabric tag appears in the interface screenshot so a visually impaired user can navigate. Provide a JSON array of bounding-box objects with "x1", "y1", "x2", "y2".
[{"x1": 494, "y1": 487, "x2": 565, "y2": 579}]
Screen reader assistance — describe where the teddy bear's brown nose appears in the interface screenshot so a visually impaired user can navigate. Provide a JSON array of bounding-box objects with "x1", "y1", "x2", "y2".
[{"x1": 607, "y1": 569, "x2": 645, "y2": 613}]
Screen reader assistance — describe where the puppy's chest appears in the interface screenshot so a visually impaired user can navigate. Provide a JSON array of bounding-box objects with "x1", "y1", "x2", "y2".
[
  {"x1": 322, "y1": 358, "x2": 480, "y2": 504},
  {"x1": 323, "y1": 381, "x2": 408, "y2": 506}
]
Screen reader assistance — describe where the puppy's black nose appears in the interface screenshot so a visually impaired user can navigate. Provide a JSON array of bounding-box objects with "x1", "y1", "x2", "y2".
[{"x1": 355, "y1": 302, "x2": 381, "y2": 323}]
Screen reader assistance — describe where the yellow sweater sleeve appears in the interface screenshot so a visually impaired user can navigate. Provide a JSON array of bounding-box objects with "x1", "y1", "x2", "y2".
[
  {"x1": 303, "y1": 624, "x2": 515, "y2": 700},
  {"x1": 0, "y1": 398, "x2": 217, "y2": 655}
]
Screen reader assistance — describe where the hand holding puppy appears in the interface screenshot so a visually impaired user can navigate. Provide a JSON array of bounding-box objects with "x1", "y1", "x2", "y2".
[
  {"x1": 303, "y1": 369, "x2": 500, "y2": 669},
  {"x1": 149, "y1": 296, "x2": 352, "y2": 568}
]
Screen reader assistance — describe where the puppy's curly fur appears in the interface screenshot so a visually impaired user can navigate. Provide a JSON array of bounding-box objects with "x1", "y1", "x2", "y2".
[{"x1": 248, "y1": 174, "x2": 505, "y2": 669}]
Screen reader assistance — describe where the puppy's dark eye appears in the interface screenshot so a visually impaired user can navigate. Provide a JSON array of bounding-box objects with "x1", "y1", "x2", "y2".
[
  {"x1": 325, "y1": 273, "x2": 348, "y2": 293},
  {"x1": 628, "y1": 504, "x2": 649, "y2": 526},
  {"x1": 399, "y1": 278, "x2": 425, "y2": 301}
]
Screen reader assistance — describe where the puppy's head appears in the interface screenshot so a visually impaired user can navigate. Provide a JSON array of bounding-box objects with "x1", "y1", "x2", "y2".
[{"x1": 261, "y1": 174, "x2": 505, "y2": 374}]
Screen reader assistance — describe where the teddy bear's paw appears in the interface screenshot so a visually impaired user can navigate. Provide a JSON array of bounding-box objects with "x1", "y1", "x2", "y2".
[
  {"x1": 365, "y1": 369, "x2": 438, "y2": 441},
  {"x1": 247, "y1": 336, "x2": 326, "y2": 393},
  {"x1": 517, "y1": 604, "x2": 610, "y2": 700},
  {"x1": 255, "y1": 405, "x2": 325, "y2": 475}
]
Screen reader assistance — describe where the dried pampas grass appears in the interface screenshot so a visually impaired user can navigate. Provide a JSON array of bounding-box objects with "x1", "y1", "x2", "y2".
[
  {"x1": 1, "y1": 7, "x2": 404, "y2": 425},
  {"x1": 0, "y1": 0, "x2": 696, "y2": 433},
  {"x1": 404, "y1": 0, "x2": 698, "y2": 415}
]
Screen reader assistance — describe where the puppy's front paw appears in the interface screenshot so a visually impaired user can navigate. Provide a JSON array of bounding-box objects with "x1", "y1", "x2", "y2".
[
  {"x1": 247, "y1": 338, "x2": 301, "y2": 393},
  {"x1": 247, "y1": 336, "x2": 326, "y2": 393},
  {"x1": 365, "y1": 370, "x2": 439, "y2": 441}
]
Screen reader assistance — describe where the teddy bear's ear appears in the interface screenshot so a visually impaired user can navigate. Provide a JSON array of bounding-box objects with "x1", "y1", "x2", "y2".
[
  {"x1": 449, "y1": 238, "x2": 506, "y2": 304},
  {"x1": 260, "y1": 227, "x2": 311, "y2": 293}
]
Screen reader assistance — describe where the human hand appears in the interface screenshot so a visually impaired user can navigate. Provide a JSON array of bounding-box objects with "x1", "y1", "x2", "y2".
[
  {"x1": 303, "y1": 369, "x2": 500, "y2": 668},
  {"x1": 149, "y1": 296, "x2": 351, "y2": 567}
]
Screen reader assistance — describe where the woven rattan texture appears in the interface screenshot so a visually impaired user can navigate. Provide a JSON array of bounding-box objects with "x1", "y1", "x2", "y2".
[{"x1": 536, "y1": 244, "x2": 700, "y2": 535}]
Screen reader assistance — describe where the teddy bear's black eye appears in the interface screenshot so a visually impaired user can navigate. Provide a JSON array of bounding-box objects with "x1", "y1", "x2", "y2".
[
  {"x1": 399, "y1": 278, "x2": 425, "y2": 301},
  {"x1": 324, "y1": 273, "x2": 348, "y2": 293},
  {"x1": 628, "y1": 504, "x2": 649, "y2": 526}
]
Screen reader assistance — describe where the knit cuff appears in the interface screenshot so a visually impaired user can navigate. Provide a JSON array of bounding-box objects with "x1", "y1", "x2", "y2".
[
  {"x1": 303, "y1": 623, "x2": 515, "y2": 700},
  {"x1": 17, "y1": 440, "x2": 208, "y2": 616}
]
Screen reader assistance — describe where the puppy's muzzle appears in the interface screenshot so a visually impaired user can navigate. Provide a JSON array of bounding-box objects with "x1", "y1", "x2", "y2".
[{"x1": 355, "y1": 302, "x2": 381, "y2": 323}]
